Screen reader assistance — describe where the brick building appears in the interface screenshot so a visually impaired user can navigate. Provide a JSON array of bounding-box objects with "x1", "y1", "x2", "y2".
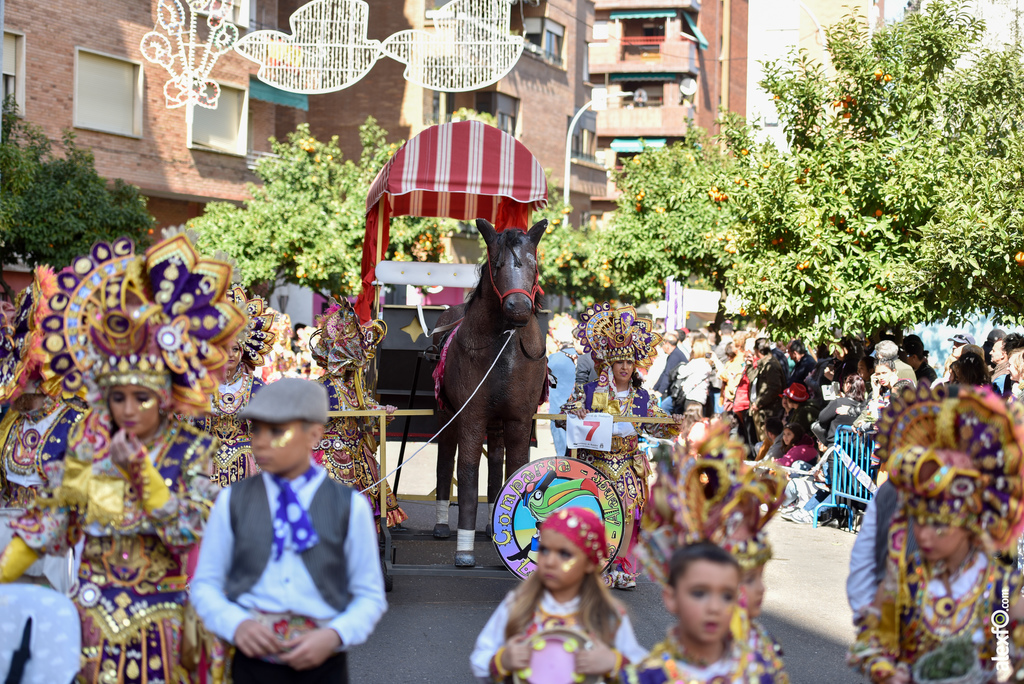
[
  {"x1": 3, "y1": 0, "x2": 308, "y2": 230},
  {"x1": 299, "y1": 0, "x2": 603, "y2": 225},
  {"x1": 587, "y1": 0, "x2": 749, "y2": 216}
]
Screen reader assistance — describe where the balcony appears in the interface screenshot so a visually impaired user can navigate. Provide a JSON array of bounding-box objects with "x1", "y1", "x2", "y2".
[
  {"x1": 595, "y1": 0, "x2": 699, "y2": 10},
  {"x1": 596, "y1": 104, "x2": 692, "y2": 138},
  {"x1": 589, "y1": 37, "x2": 698, "y2": 75}
]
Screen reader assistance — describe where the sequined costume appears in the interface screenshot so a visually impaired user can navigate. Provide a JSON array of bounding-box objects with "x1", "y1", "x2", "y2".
[
  {"x1": 0, "y1": 236, "x2": 244, "y2": 684},
  {"x1": 848, "y1": 384, "x2": 1024, "y2": 683},
  {"x1": 309, "y1": 299, "x2": 406, "y2": 527},
  {"x1": 191, "y1": 286, "x2": 274, "y2": 486},
  {"x1": 625, "y1": 425, "x2": 790, "y2": 683}
]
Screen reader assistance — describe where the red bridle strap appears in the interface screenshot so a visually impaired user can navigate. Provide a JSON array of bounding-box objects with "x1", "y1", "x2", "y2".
[{"x1": 487, "y1": 255, "x2": 544, "y2": 304}]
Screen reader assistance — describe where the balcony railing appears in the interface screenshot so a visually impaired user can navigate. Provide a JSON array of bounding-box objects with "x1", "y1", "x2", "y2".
[
  {"x1": 589, "y1": 38, "x2": 697, "y2": 74},
  {"x1": 246, "y1": 150, "x2": 279, "y2": 171},
  {"x1": 620, "y1": 36, "x2": 666, "y2": 45}
]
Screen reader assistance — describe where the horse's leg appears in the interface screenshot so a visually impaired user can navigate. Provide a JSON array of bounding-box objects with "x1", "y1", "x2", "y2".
[
  {"x1": 502, "y1": 416, "x2": 533, "y2": 482},
  {"x1": 433, "y1": 412, "x2": 457, "y2": 539},
  {"x1": 454, "y1": 414, "x2": 487, "y2": 567},
  {"x1": 485, "y1": 426, "x2": 505, "y2": 536}
]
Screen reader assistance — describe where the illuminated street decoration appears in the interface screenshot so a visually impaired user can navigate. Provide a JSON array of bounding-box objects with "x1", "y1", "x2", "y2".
[
  {"x1": 235, "y1": 0, "x2": 523, "y2": 94},
  {"x1": 233, "y1": 0, "x2": 382, "y2": 94},
  {"x1": 380, "y1": 0, "x2": 523, "y2": 92},
  {"x1": 140, "y1": 0, "x2": 239, "y2": 109}
]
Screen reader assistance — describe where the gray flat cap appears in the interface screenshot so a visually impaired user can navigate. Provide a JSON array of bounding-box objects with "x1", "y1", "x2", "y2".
[{"x1": 239, "y1": 378, "x2": 329, "y2": 424}]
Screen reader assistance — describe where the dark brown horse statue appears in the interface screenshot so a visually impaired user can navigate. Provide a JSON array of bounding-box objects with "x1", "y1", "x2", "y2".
[{"x1": 432, "y1": 218, "x2": 549, "y2": 567}]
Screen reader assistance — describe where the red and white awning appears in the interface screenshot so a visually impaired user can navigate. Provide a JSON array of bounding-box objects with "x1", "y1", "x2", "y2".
[{"x1": 357, "y1": 121, "x2": 549, "y2": 321}]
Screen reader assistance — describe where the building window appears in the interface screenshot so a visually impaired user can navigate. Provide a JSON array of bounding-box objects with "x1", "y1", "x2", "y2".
[
  {"x1": 476, "y1": 92, "x2": 519, "y2": 136},
  {"x1": 3, "y1": 32, "x2": 24, "y2": 112},
  {"x1": 523, "y1": 17, "x2": 564, "y2": 67},
  {"x1": 197, "y1": 0, "x2": 253, "y2": 28},
  {"x1": 191, "y1": 85, "x2": 248, "y2": 154},
  {"x1": 75, "y1": 50, "x2": 143, "y2": 137},
  {"x1": 568, "y1": 112, "x2": 597, "y2": 163}
]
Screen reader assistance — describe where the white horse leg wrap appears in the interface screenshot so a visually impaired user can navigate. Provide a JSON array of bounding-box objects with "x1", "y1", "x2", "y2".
[
  {"x1": 457, "y1": 528, "x2": 475, "y2": 552},
  {"x1": 436, "y1": 500, "x2": 450, "y2": 526}
]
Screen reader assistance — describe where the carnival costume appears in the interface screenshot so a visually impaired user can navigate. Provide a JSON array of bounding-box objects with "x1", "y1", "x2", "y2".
[
  {"x1": 0, "y1": 266, "x2": 86, "y2": 509},
  {"x1": 309, "y1": 298, "x2": 407, "y2": 527},
  {"x1": 470, "y1": 507, "x2": 648, "y2": 682},
  {"x1": 625, "y1": 425, "x2": 789, "y2": 683},
  {"x1": 191, "y1": 286, "x2": 274, "y2": 486},
  {"x1": 0, "y1": 236, "x2": 244, "y2": 684},
  {"x1": 558, "y1": 304, "x2": 679, "y2": 581},
  {"x1": 848, "y1": 384, "x2": 1024, "y2": 684}
]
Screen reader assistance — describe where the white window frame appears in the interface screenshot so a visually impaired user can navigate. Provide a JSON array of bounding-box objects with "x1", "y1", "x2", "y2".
[
  {"x1": 187, "y1": 82, "x2": 249, "y2": 156},
  {"x1": 196, "y1": 0, "x2": 252, "y2": 29},
  {"x1": 3, "y1": 31, "x2": 26, "y2": 114},
  {"x1": 73, "y1": 48, "x2": 144, "y2": 139}
]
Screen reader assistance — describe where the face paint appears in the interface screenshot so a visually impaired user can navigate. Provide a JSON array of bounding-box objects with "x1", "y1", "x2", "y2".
[
  {"x1": 271, "y1": 427, "x2": 295, "y2": 449},
  {"x1": 139, "y1": 397, "x2": 158, "y2": 412},
  {"x1": 561, "y1": 558, "x2": 577, "y2": 573}
]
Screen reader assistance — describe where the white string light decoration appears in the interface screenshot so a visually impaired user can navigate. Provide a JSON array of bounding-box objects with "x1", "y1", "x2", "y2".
[
  {"x1": 233, "y1": 0, "x2": 382, "y2": 94},
  {"x1": 380, "y1": 0, "x2": 523, "y2": 92},
  {"x1": 140, "y1": 0, "x2": 239, "y2": 109}
]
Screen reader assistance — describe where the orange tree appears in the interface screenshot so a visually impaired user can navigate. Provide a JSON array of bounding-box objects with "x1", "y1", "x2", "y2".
[
  {"x1": 715, "y1": 1, "x2": 1024, "y2": 341},
  {"x1": 190, "y1": 119, "x2": 447, "y2": 297},
  {"x1": 533, "y1": 186, "x2": 611, "y2": 308},
  {"x1": 600, "y1": 128, "x2": 739, "y2": 315}
]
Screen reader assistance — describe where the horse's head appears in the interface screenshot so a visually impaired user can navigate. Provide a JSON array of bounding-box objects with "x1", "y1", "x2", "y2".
[{"x1": 477, "y1": 218, "x2": 547, "y2": 327}]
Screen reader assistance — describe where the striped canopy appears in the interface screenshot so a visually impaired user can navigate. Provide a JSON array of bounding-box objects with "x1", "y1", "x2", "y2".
[{"x1": 357, "y1": 120, "x2": 548, "y2": 321}]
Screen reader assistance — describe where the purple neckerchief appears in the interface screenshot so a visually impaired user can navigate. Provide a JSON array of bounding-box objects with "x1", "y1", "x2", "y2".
[
  {"x1": 269, "y1": 468, "x2": 321, "y2": 560},
  {"x1": 582, "y1": 381, "x2": 650, "y2": 416}
]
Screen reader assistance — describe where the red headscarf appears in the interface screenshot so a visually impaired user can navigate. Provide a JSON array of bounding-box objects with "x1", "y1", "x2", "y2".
[{"x1": 540, "y1": 507, "x2": 608, "y2": 567}]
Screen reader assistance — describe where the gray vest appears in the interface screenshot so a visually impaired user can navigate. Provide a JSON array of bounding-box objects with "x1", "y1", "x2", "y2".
[
  {"x1": 873, "y1": 480, "x2": 918, "y2": 585},
  {"x1": 226, "y1": 474, "x2": 353, "y2": 612}
]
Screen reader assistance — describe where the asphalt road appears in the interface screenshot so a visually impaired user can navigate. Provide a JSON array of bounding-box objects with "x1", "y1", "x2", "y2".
[{"x1": 351, "y1": 424, "x2": 866, "y2": 683}]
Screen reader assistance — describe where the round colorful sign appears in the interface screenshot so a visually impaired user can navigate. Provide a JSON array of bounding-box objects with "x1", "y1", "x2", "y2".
[{"x1": 492, "y1": 457, "x2": 625, "y2": 579}]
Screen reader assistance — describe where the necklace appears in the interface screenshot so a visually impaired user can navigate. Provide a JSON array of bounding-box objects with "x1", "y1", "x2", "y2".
[
  {"x1": 217, "y1": 374, "x2": 253, "y2": 415},
  {"x1": 6, "y1": 402, "x2": 65, "y2": 476}
]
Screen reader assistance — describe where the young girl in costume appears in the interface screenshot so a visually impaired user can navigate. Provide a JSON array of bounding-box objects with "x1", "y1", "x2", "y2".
[
  {"x1": 191, "y1": 285, "x2": 274, "y2": 486},
  {"x1": 848, "y1": 384, "x2": 1024, "y2": 684},
  {"x1": 309, "y1": 298, "x2": 406, "y2": 527},
  {"x1": 559, "y1": 303, "x2": 682, "y2": 589},
  {"x1": 0, "y1": 235, "x2": 243, "y2": 684},
  {"x1": 626, "y1": 425, "x2": 789, "y2": 683},
  {"x1": 470, "y1": 506, "x2": 648, "y2": 682}
]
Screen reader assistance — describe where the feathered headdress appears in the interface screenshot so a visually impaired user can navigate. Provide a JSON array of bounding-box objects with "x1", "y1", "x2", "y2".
[
  {"x1": 574, "y1": 303, "x2": 660, "y2": 370},
  {"x1": 875, "y1": 383, "x2": 1024, "y2": 549},
  {"x1": 42, "y1": 236, "x2": 246, "y2": 415},
  {"x1": 0, "y1": 266, "x2": 62, "y2": 401},
  {"x1": 637, "y1": 424, "x2": 786, "y2": 585},
  {"x1": 227, "y1": 285, "x2": 275, "y2": 371},
  {"x1": 309, "y1": 298, "x2": 386, "y2": 376}
]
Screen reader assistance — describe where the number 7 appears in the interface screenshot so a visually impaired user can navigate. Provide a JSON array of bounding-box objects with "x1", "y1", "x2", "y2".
[{"x1": 583, "y1": 420, "x2": 601, "y2": 440}]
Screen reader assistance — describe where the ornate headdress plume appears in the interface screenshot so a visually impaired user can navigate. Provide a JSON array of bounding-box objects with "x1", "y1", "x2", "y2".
[
  {"x1": 637, "y1": 424, "x2": 786, "y2": 585},
  {"x1": 0, "y1": 266, "x2": 62, "y2": 401},
  {"x1": 574, "y1": 303, "x2": 660, "y2": 371},
  {"x1": 875, "y1": 383, "x2": 1024, "y2": 549},
  {"x1": 309, "y1": 298, "x2": 386, "y2": 376},
  {"x1": 41, "y1": 236, "x2": 246, "y2": 415},
  {"x1": 227, "y1": 285, "x2": 275, "y2": 371}
]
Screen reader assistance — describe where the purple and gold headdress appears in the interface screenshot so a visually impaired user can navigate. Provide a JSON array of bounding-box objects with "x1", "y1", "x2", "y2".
[
  {"x1": 42, "y1": 236, "x2": 246, "y2": 416},
  {"x1": 0, "y1": 266, "x2": 63, "y2": 401},
  {"x1": 227, "y1": 285, "x2": 275, "y2": 371},
  {"x1": 574, "y1": 302, "x2": 660, "y2": 381}
]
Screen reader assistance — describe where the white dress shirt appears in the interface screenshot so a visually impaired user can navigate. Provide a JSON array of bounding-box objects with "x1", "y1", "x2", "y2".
[
  {"x1": 469, "y1": 590, "x2": 648, "y2": 681},
  {"x1": 191, "y1": 467, "x2": 387, "y2": 649},
  {"x1": 846, "y1": 494, "x2": 879, "y2": 613}
]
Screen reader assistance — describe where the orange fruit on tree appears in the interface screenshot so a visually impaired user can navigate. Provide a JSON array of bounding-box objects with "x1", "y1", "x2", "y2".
[{"x1": 1015, "y1": 251, "x2": 1024, "y2": 265}]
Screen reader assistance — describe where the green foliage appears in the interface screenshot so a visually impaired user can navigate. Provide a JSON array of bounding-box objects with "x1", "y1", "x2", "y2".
[
  {"x1": 0, "y1": 98, "x2": 154, "y2": 295},
  {"x1": 604, "y1": 129, "x2": 738, "y2": 308},
  {"x1": 715, "y1": 0, "x2": 1024, "y2": 341},
  {"x1": 190, "y1": 119, "x2": 449, "y2": 297},
  {"x1": 914, "y1": 636, "x2": 975, "y2": 680}
]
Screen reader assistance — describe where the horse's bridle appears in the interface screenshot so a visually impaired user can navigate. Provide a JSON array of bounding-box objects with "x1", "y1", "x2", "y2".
[{"x1": 486, "y1": 253, "x2": 544, "y2": 305}]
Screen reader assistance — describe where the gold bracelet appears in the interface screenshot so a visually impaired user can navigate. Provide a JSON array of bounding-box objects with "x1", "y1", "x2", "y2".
[{"x1": 493, "y1": 647, "x2": 511, "y2": 679}]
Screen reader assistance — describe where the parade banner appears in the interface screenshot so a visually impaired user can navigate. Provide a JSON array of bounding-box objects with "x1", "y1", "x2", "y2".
[
  {"x1": 565, "y1": 412, "x2": 612, "y2": 451},
  {"x1": 492, "y1": 458, "x2": 624, "y2": 580}
]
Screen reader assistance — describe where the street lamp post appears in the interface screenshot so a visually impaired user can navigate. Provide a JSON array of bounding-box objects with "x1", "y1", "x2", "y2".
[{"x1": 563, "y1": 91, "x2": 633, "y2": 209}]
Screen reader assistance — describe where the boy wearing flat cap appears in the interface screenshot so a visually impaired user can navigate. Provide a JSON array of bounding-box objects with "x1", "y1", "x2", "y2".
[{"x1": 192, "y1": 378, "x2": 387, "y2": 683}]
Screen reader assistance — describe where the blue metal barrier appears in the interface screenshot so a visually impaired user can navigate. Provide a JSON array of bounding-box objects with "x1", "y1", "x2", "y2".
[{"x1": 812, "y1": 427, "x2": 878, "y2": 531}]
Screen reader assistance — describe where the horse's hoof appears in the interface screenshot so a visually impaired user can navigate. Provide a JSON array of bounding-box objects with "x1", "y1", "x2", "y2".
[
  {"x1": 433, "y1": 524, "x2": 451, "y2": 539},
  {"x1": 455, "y1": 552, "x2": 476, "y2": 567}
]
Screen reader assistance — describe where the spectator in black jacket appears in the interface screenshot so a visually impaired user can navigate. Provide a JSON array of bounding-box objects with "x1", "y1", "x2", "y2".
[
  {"x1": 812, "y1": 374, "x2": 867, "y2": 447},
  {"x1": 901, "y1": 334, "x2": 937, "y2": 386},
  {"x1": 787, "y1": 339, "x2": 815, "y2": 388},
  {"x1": 751, "y1": 338, "x2": 786, "y2": 441},
  {"x1": 653, "y1": 332, "x2": 687, "y2": 405}
]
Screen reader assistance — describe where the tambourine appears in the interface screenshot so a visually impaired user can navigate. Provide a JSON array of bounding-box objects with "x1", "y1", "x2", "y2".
[{"x1": 512, "y1": 628, "x2": 601, "y2": 684}]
